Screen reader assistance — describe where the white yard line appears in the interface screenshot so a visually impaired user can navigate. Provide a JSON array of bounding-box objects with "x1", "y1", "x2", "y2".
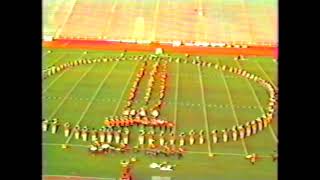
[
  {"x1": 43, "y1": 71, "x2": 67, "y2": 94},
  {"x1": 173, "y1": 63, "x2": 179, "y2": 133},
  {"x1": 216, "y1": 59, "x2": 249, "y2": 155},
  {"x1": 46, "y1": 53, "x2": 67, "y2": 68},
  {"x1": 65, "y1": 62, "x2": 119, "y2": 145},
  {"x1": 244, "y1": 62, "x2": 278, "y2": 143},
  {"x1": 111, "y1": 61, "x2": 140, "y2": 116},
  {"x1": 197, "y1": 66, "x2": 213, "y2": 155},
  {"x1": 43, "y1": 175, "x2": 115, "y2": 180},
  {"x1": 255, "y1": 61, "x2": 277, "y2": 90},
  {"x1": 43, "y1": 53, "x2": 85, "y2": 94},
  {"x1": 47, "y1": 64, "x2": 95, "y2": 120}
]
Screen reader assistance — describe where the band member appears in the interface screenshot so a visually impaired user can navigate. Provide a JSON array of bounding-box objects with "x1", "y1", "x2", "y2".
[
  {"x1": 231, "y1": 126, "x2": 238, "y2": 141},
  {"x1": 257, "y1": 118, "x2": 263, "y2": 131},
  {"x1": 229, "y1": 67, "x2": 233, "y2": 73},
  {"x1": 159, "y1": 131, "x2": 165, "y2": 146},
  {"x1": 42, "y1": 119, "x2": 49, "y2": 132},
  {"x1": 151, "y1": 109, "x2": 159, "y2": 118},
  {"x1": 106, "y1": 128, "x2": 113, "y2": 143},
  {"x1": 246, "y1": 153, "x2": 257, "y2": 165},
  {"x1": 51, "y1": 118, "x2": 58, "y2": 134},
  {"x1": 262, "y1": 115, "x2": 268, "y2": 128},
  {"x1": 129, "y1": 109, "x2": 136, "y2": 116},
  {"x1": 63, "y1": 122, "x2": 71, "y2": 137},
  {"x1": 114, "y1": 129, "x2": 121, "y2": 144},
  {"x1": 245, "y1": 122, "x2": 251, "y2": 137},
  {"x1": 222, "y1": 129, "x2": 228, "y2": 142},
  {"x1": 211, "y1": 130, "x2": 218, "y2": 144},
  {"x1": 138, "y1": 129, "x2": 145, "y2": 145},
  {"x1": 251, "y1": 120, "x2": 257, "y2": 134},
  {"x1": 199, "y1": 130, "x2": 205, "y2": 144},
  {"x1": 123, "y1": 128, "x2": 130, "y2": 145},
  {"x1": 189, "y1": 129, "x2": 195, "y2": 145},
  {"x1": 123, "y1": 109, "x2": 130, "y2": 116},
  {"x1": 179, "y1": 132, "x2": 185, "y2": 146},
  {"x1": 74, "y1": 125, "x2": 81, "y2": 140},
  {"x1": 221, "y1": 65, "x2": 227, "y2": 71},
  {"x1": 239, "y1": 125, "x2": 245, "y2": 139},
  {"x1": 214, "y1": 63, "x2": 219, "y2": 70},
  {"x1": 91, "y1": 128, "x2": 98, "y2": 142},
  {"x1": 272, "y1": 150, "x2": 278, "y2": 162},
  {"x1": 169, "y1": 132, "x2": 176, "y2": 146},
  {"x1": 81, "y1": 126, "x2": 88, "y2": 141},
  {"x1": 99, "y1": 127, "x2": 106, "y2": 143}
]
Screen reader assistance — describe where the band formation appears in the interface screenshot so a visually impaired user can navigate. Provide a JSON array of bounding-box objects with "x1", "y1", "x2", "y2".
[{"x1": 43, "y1": 52, "x2": 278, "y2": 167}]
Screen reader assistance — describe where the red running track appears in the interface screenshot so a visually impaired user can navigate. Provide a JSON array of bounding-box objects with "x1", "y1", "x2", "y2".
[{"x1": 43, "y1": 39, "x2": 278, "y2": 58}]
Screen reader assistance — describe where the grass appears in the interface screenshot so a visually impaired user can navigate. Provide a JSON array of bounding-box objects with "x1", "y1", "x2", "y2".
[{"x1": 42, "y1": 48, "x2": 277, "y2": 180}]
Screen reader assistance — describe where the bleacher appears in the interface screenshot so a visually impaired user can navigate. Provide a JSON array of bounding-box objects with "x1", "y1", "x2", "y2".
[{"x1": 43, "y1": 0, "x2": 277, "y2": 46}]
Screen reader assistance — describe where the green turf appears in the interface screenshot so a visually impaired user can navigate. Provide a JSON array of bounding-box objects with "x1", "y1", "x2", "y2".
[{"x1": 42, "y1": 48, "x2": 277, "y2": 180}]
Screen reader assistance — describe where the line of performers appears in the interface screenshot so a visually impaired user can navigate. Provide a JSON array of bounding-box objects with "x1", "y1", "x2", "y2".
[
  {"x1": 43, "y1": 55, "x2": 135, "y2": 79},
  {"x1": 42, "y1": 118, "x2": 132, "y2": 145},
  {"x1": 123, "y1": 59, "x2": 168, "y2": 118},
  {"x1": 104, "y1": 115, "x2": 174, "y2": 129},
  {"x1": 133, "y1": 114, "x2": 272, "y2": 148}
]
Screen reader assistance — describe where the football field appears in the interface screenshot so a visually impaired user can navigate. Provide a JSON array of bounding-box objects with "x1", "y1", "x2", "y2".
[{"x1": 42, "y1": 48, "x2": 277, "y2": 180}]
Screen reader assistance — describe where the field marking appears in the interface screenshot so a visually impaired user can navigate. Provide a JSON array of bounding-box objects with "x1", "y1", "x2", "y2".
[
  {"x1": 43, "y1": 175, "x2": 115, "y2": 180},
  {"x1": 43, "y1": 71, "x2": 67, "y2": 94},
  {"x1": 44, "y1": 95, "x2": 260, "y2": 110},
  {"x1": 197, "y1": 66, "x2": 213, "y2": 155},
  {"x1": 255, "y1": 61, "x2": 277, "y2": 90},
  {"x1": 43, "y1": 53, "x2": 86, "y2": 93},
  {"x1": 47, "y1": 64, "x2": 95, "y2": 120},
  {"x1": 65, "y1": 62, "x2": 119, "y2": 145},
  {"x1": 42, "y1": 143, "x2": 271, "y2": 158},
  {"x1": 173, "y1": 63, "x2": 180, "y2": 133},
  {"x1": 111, "y1": 60, "x2": 140, "y2": 116},
  {"x1": 216, "y1": 59, "x2": 249, "y2": 155},
  {"x1": 46, "y1": 53, "x2": 67, "y2": 68}
]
